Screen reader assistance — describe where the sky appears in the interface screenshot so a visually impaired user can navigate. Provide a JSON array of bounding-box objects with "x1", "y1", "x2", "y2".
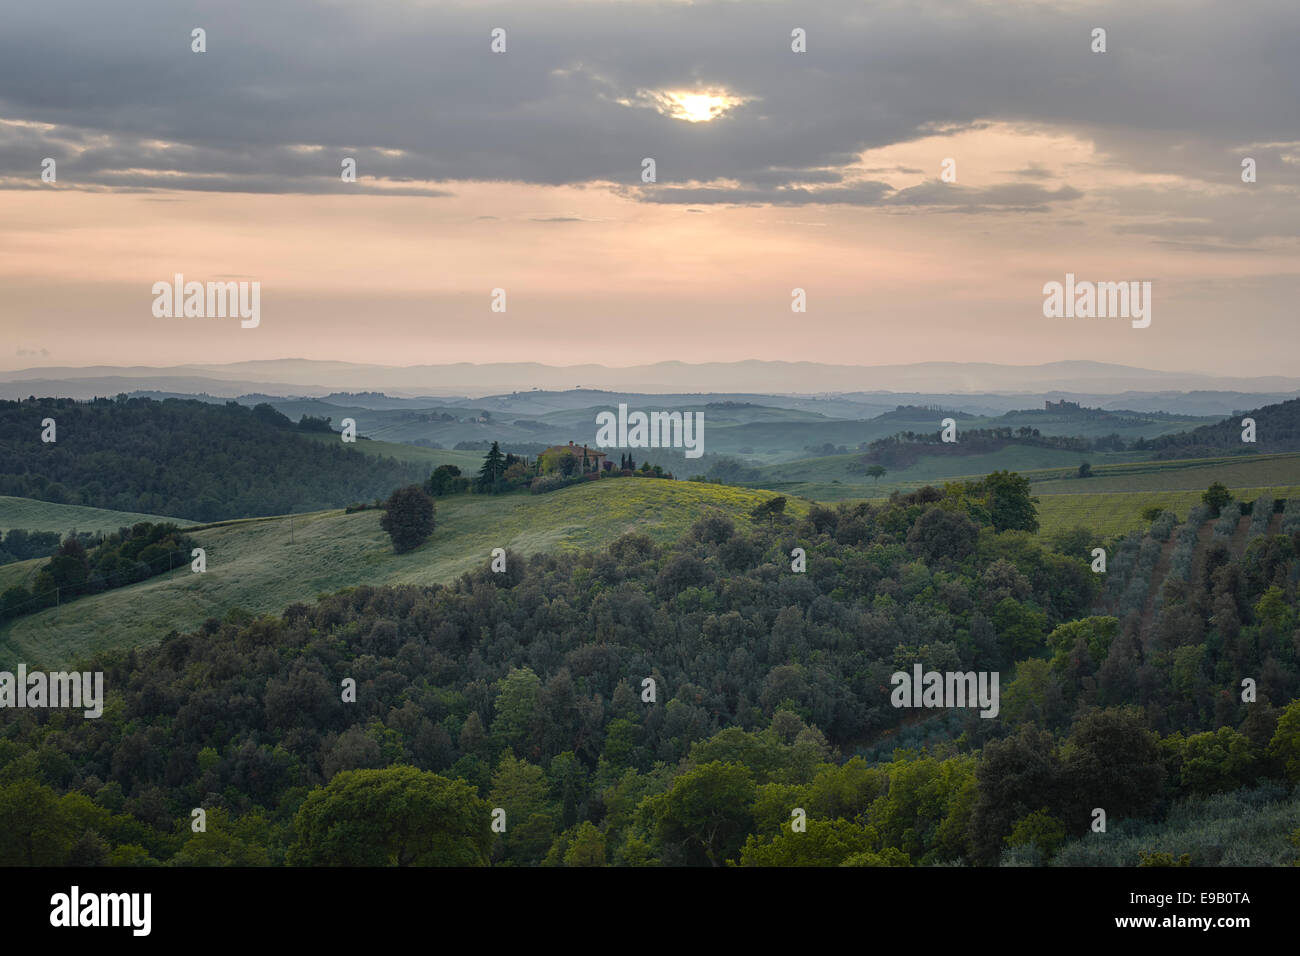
[{"x1": 1, "y1": 0, "x2": 1297, "y2": 377}]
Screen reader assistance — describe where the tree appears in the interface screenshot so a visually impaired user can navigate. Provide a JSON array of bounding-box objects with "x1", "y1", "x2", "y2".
[
  {"x1": 492, "y1": 667, "x2": 542, "y2": 755},
  {"x1": 646, "y1": 761, "x2": 756, "y2": 866},
  {"x1": 427, "y1": 464, "x2": 462, "y2": 497},
  {"x1": 1004, "y1": 809, "x2": 1066, "y2": 859},
  {"x1": 866, "y1": 464, "x2": 887, "y2": 483},
  {"x1": 1179, "y1": 727, "x2": 1258, "y2": 795},
  {"x1": 488, "y1": 754, "x2": 557, "y2": 863},
  {"x1": 1061, "y1": 707, "x2": 1164, "y2": 824},
  {"x1": 297, "y1": 414, "x2": 334, "y2": 433},
  {"x1": 906, "y1": 507, "x2": 978, "y2": 565},
  {"x1": 478, "y1": 441, "x2": 507, "y2": 490},
  {"x1": 738, "y1": 818, "x2": 880, "y2": 867},
  {"x1": 0, "y1": 585, "x2": 32, "y2": 620},
  {"x1": 750, "y1": 497, "x2": 787, "y2": 526},
  {"x1": 288, "y1": 767, "x2": 490, "y2": 866},
  {"x1": 0, "y1": 779, "x2": 75, "y2": 865},
  {"x1": 980, "y1": 470, "x2": 1039, "y2": 533},
  {"x1": 379, "y1": 485, "x2": 436, "y2": 553},
  {"x1": 563, "y1": 821, "x2": 607, "y2": 867},
  {"x1": 992, "y1": 597, "x2": 1049, "y2": 664},
  {"x1": 1202, "y1": 481, "x2": 1233, "y2": 517},
  {"x1": 1269, "y1": 698, "x2": 1300, "y2": 783},
  {"x1": 1077, "y1": 462, "x2": 1091, "y2": 478},
  {"x1": 968, "y1": 726, "x2": 1065, "y2": 863}
]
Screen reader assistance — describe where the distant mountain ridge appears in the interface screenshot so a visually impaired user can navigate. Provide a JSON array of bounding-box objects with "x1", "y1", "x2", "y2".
[{"x1": 3, "y1": 359, "x2": 1299, "y2": 401}]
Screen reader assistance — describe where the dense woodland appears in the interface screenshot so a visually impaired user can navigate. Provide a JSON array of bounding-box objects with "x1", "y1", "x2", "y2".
[
  {"x1": 1141, "y1": 398, "x2": 1300, "y2": 457},
  {"x1": 0, "y1": 397, "x2": 425, "y2": 520},
  {"x1": 2, "y1": 479, "x2": 1298, "y2": 866}
]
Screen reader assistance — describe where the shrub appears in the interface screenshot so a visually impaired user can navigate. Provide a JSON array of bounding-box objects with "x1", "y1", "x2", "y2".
[
  {"x1": 530, "y1": 475, "x2": 581, "y2": 495},
  {"x1": 1212, "y1": 508, "x2": 1238, "y2": 539},
  {"x1": 1148, "y1": 510, "x2": 1178, "y2": 542}
]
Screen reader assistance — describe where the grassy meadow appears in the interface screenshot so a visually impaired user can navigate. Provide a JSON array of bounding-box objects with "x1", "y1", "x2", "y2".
[{"x1": 0, "y1": 495, "x2": 195, "y2": 534}]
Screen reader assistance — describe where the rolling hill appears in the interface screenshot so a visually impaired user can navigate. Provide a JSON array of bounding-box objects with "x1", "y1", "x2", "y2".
[
  {"x1": 0, "y1": 478, "x2": 805, "y2": 669},
  {"x1": 0, "y1": 496, "x2": 195, "y2": 534},
  {"x1": 0, "y1": 396, "x2": 429, "y2": 520}
]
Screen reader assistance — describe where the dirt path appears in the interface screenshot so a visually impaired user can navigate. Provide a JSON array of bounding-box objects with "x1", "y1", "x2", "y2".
[
  {"x1": 1189, "y1": 518, "x2": 1217, "y2": 586},
  {"x1": 1229, "y1": 513, "x2": 1251, "y2": 558}
]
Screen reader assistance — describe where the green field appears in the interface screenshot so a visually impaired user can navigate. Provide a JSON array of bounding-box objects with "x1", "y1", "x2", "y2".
[
  {"x1": 0, "y1": 556, "x2": 44, "y2": 599},
  {"x1": 755, "y1": 447, "x2": 1142, "y2": 496},
  {"x1": 0, "y1": 479, "x2": 803, "y2": 669},
  {"x1": 0, "y1": 496, "x2": 194, "y2": 534},
  {"x1": 1028, "y1": 453, "x2": 1300, "y2": 493},
  {"x1": 755, "y1": 451, "x2": 1300, "y2": 504},
  {"x1": 1034, "y1": 486, "x2": 1296, "y2": 540}
]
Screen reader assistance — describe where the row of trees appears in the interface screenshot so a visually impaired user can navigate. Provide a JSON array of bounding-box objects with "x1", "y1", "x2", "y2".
[
  {"x1": 0, "y1": 522, "x2": 196, "y2": 621},
  {"x1": 0, "y1": 527, "x2": 66, "y2": 566},
  {"x1": 427, "y1": 443, "x2": 674, "y2": 501}
]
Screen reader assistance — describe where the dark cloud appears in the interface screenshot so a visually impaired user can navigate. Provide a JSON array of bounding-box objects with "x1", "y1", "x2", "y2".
[{"x1": 0, "y1": 0, "x2": 1296, "y2": 230}]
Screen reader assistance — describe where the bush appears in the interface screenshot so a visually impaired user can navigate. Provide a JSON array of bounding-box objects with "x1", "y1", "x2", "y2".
[
  {"x1": 530, "y1": 475, "x2": 581, "y2": 495},
  {"x1": 1148, "y1": 510, "x2": 1178, "y2": 542}
]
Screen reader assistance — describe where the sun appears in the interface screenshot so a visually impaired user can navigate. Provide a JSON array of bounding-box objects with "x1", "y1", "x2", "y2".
[
  {"x1": 674, "y1": 93, "x2": 729, "y2": 123},
  {"x1": 613, "y1": 87, "x2": 753, "y2": 123},
  {"x1": 646, "y1": 89, "x2": 747, "y2": 123}
]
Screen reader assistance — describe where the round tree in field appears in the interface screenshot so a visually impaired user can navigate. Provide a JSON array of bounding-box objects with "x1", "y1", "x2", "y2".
[
  {"x1": 380, "y1": 485, "x2": 436, "y2": 553},
  {"x1": 1201, "y1": 481, "x2": 1232, "y2": 518}
]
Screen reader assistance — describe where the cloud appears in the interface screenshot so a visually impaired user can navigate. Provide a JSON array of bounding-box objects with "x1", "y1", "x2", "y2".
[
  {"x1": 627, "y1": 179, "x2": 1082, "y2": 211},
  {"x1": 0, "y1": 0, "x2": 1295, "y2": 228}
]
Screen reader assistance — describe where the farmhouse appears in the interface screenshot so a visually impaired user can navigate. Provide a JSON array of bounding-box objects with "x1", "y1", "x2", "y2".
[{"x1": 539, "y1": 441, "x2": 610, "y2": 475}]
